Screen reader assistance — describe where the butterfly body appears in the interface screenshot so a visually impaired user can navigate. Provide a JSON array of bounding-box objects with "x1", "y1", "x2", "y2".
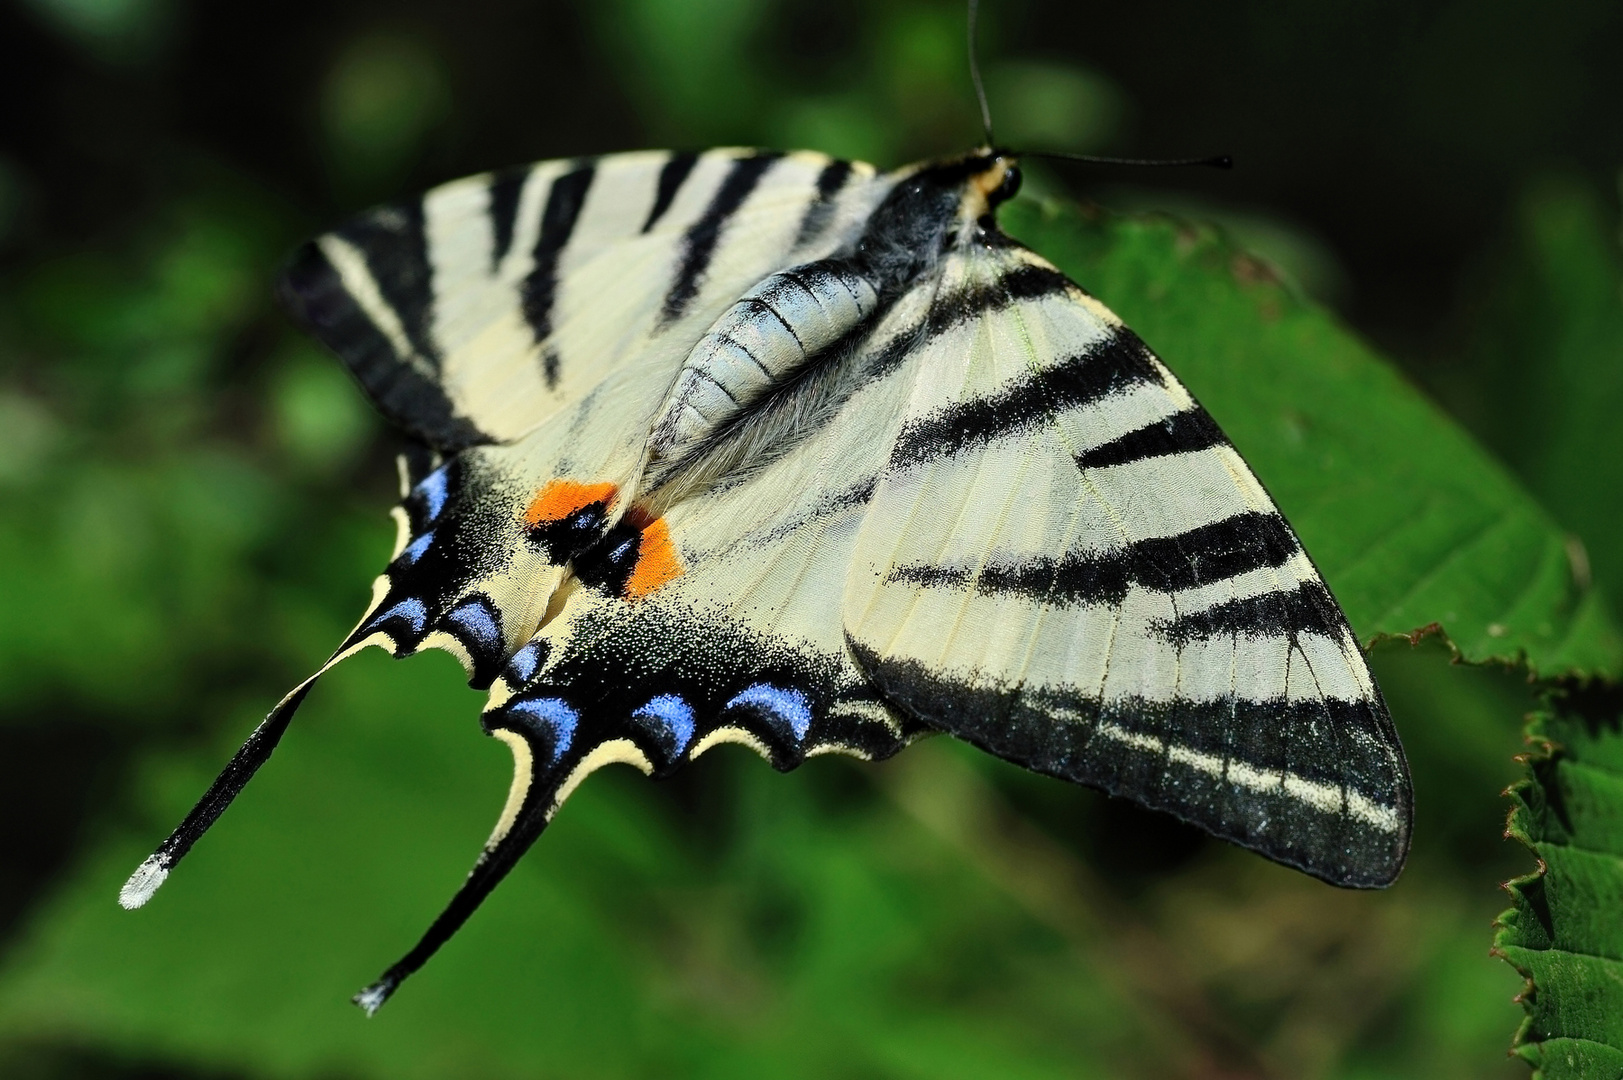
[{"x1": 123, "y1": 146, "x2": 1411, "y2": 1013}]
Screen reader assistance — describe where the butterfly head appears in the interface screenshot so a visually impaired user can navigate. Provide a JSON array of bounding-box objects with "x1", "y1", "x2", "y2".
[
  {"x1": 967, "y1": 151, "x2": 1022, "y2": 212},
  {"x1": 937, "y1": 149, "x2": 1021, "y2": 232}
]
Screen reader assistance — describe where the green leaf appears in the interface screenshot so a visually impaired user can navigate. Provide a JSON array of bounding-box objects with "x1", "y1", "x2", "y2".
[
  {"x1": 1512, "y1": 1039, "x2": 1623, "y2": 1080},
  {"x1": 1496, "y1": 689, "x2": 1623, "y2": 1078},
  {"x1": 1448, "y1": 176, "x2": 1623, "y2": 621},
  {"x1": 1446, "y1": 175, "x2": 1623, "y2": 1078},
  {"x1": 1002, "y1": 197, "x2": 1623, "y2": 678}
]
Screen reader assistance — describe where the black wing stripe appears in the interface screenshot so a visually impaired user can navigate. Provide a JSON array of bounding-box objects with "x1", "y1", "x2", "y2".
[
  {"x1": 867, "y1": 263, "x2": 1073, "y2": 382},
  {"x1": 886, "y1": 510, "x2": 1300, "y2": 607},
  {"x1": 661, "y1": 152, "x2": 783, "y2": 325},
  {"x1": 888, "y1": 330, "x2": 1160, "y2": 470},
  {"x1": 1076, "y1": 406, "x2": 1228, "y2": 470},
  {"x1": 276, "y1": 243, "x2": 487, "y2": 449},
  {"x1": 1133, "y1": 510, "x2": 1301, "y2": 594},
  {"x1": 794, "y1": 159, "x2": 854, "y2": 246},
  {"x1": 642, "y1": 151, "x2": 699, "y2": 233},
  {"x1": 1093, "y1": 695, "x2": 1396, "y2": 815},
  {"x1": 1155, "y1": 580, "x2": 1349, "y2": 645},
  {"x1": 336, "y1": 200, "x2": 440, "y2": 371},
  {"x1": 852, "y1": 643, "x2": 1409, "y2": 889},
  {"x1": 486, "y1": 166, "x2": 529, "y2": 271},
  {"x1": 519, "y1": 162, "x2": 596, "y2": 388}
]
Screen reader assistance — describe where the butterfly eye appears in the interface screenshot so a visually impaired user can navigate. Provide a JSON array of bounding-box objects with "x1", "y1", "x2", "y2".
[{"x1": 991, "y1": 164, "x2": 1022, "y2": 206}]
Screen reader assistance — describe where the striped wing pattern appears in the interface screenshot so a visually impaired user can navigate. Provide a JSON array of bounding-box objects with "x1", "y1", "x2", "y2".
[
  {"x1": 273, "y1": 148, "x2": 899, "y2": 741},
  {"x1": 843, "y1": 245, "x2": 1408, "y2": 888},
  {"x1": 479, "y1": 262, "x2": 960, "y2": 782},
  {"x1": 280, "y1": 149, "x2": 886, "y2": 448},
  {"x1": 126, "y1": 146, "x2": 1412, "y2": 1013}
]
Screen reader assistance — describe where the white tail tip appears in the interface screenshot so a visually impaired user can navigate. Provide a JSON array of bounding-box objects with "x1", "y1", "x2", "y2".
[
  {"x1": 118, "y1": 855, "x2": 169, "y2": 910},
  {"x1": 354, "y1": 984, "x2": 389, "y2": 1017}
]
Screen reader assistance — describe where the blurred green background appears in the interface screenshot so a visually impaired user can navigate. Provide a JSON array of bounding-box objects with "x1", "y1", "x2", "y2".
[{"x1": 0, "y1": 0, "x2": 1619, "y2": 1076}]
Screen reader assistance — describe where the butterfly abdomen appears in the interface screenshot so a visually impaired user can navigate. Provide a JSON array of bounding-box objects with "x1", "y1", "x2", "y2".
[{"x1": 649, "y1": 261, "x2": 879, "y2": 466}]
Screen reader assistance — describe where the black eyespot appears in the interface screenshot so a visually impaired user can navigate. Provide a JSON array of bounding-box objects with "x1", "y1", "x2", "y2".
[
  {"x1": 573, "y1": 520, "x2": 645, "y2": 597},
  {"x1": 526, "y1": 501, "x2": 609, "y2": 562},
  {"x1": 990, "y1": 165, "x2": 1022, "y2": 207}
]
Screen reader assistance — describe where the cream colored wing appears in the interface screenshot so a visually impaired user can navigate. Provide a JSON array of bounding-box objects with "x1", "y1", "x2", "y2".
[
  {"x1": 384, "y1": 245, "x2": 1108, "y2": 1013},
  {"x1": 279, "y1": 149, "x2": 890, "y2": 447},
  {"x1": 842, "y1": 242, "x2": 1411, "y2": 891}
]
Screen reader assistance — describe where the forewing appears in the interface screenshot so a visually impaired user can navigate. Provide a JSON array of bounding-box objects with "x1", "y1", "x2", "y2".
[
  {"x1": 278, "y1": 149, "x2": 887, "y2": 448},
  {"x1": 842, "y1": 241, "x2": 1412, "y2": 888}
]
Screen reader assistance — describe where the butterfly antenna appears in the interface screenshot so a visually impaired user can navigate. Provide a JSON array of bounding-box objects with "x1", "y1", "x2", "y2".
[
  {"x1": 967, "y1": 0, "x2": 995, "y2": 148},
  {"x1": 1024, "y1": 150, "x2": 1234, "y2": 170}
]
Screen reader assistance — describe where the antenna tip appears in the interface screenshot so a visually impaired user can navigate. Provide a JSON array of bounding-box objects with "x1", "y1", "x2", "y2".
[{"x1": 118, "y1": 855, "x2": 170, "y2": 910}]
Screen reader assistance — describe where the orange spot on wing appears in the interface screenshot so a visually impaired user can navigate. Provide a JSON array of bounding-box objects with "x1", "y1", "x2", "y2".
[
  {"x1": 626, "y1": 517, "x2": 683, "y2": 598},
  {"x1": 525, "y1": 480, "x2": 618, "y2": 526}
]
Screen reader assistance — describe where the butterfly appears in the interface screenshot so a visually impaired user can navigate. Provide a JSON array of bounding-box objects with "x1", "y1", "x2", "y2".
[{"x1": 118, "y1": 145, "x2": 1412, "y2": 1014}]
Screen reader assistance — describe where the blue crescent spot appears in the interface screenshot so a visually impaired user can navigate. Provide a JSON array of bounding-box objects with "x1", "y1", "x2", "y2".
[
  {"x1": 398, "y1": 530, "x2": 435, "y2": 566},
  {"x1": 415, "y1": 467, "x2": 451, "y2": 523},
  {"x1": 366, "y1": 596, "x2": 427, "y2": 637},
  {"x1": 506, "y1": 697, "x2": 579, "y2": 762},
  {"x1": 632, "y1": 694, "x2": 696, "y2": 755},
  {"x1": 443, "y1": 597, "x2": 501, "y2": 652},
  {"x1": 725, "y1": 683, "x2": 812, "y2": 742},
  {"x1": 503, "y1": 640, "x2": 546, "y2": 685}
]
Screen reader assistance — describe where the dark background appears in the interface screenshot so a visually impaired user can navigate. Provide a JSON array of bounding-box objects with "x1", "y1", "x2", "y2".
[
  {"x1": 7, "y1": 1, "x2": 1621, "y2": 350},
  {"x1": 0, "y1": 0, "x2": 1619, "y2": 1077}
]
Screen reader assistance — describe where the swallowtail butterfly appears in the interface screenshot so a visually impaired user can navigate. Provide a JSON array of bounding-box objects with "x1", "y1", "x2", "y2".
[{"x1": 119, "y1": 144, "x2": 1412, "y2": 1013}]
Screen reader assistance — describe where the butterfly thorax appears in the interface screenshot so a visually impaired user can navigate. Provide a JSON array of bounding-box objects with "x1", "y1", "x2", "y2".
[{"x1": 855, "y1": 150, "x2": 1020, "y2": 296}]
